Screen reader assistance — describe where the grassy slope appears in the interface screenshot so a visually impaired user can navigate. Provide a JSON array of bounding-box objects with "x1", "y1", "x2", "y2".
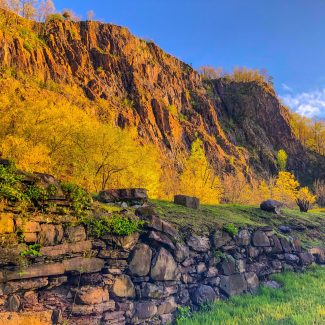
[
  {"x1": 177, "y1": 266, "x2": 325, "y2": 325},
  {"x1": 151, "y1": 200, "x2": 325, "y2": 248}
]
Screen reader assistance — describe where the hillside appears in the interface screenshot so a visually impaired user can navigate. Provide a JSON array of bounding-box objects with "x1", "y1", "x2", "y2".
[{"x1": 0, "y1": 9, "x2": 324, "y2": 187}]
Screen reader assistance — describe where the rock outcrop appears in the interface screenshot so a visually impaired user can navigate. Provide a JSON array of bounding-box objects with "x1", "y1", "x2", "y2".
[{"x1": 1, "y1": 9, "x2": 324, "y2": 182}]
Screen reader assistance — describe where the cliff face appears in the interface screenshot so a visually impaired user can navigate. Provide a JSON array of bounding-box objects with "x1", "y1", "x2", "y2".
[
  {"x1": 211, "y1": 79, "x2": 325, "y2": 182},
  {"x1": 0, "y1": 17, "x2": 239, "y2": 170},
  {"x1": 0, "y1": 11, "x2": 324, "y2": 181}
]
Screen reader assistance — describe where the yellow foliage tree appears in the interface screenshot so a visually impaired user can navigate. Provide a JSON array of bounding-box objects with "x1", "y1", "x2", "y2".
[
  {"x1": 179, "y1": 138, "x2": 222, "y2": 204},
  {"x1": 0, "y1": 72, "x2": 161, "y2": 197},
  {"x1": 272, "y1": 172, "x2": 299, "y2": 205},
  {"x1": 277, "y1": 149, "x2": 288, "y2": 171}
]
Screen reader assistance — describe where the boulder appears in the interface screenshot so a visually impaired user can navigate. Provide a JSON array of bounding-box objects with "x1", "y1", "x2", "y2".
[
  {"x1": 271, "y1": 235, "x2": 283, "y2": 253},
  {"x1": 141, "y1": 283, "x2": 164, "y2": 299},
  {"x1": 15, "y1": 218, "x2": 40, "y2": 233},
  {"x1": 40, "y1": 241, "x2": 92, "y2": 257},
  {"x1": 160, "y1": 314, "x2": 174, "y2": 325},
  {"x1": 245, "y1": 272, "x2": 259, "y2": 292},
  {"x1": 285, "y1": 253, "x2": 300, "y2": 263},
  {"x1": 151, "y1": 248, "x2": 179, "y2": 281},
  {"x1": 220, "y1": 258, "x2": 236, "y2": 275},
  {"x1": 3, "y1": 278, "x2": 48, "y2": 294},
  {"x1": 135, "y1": 206, "x2": 155, "y2": 218},
  {"x1": 197, "y1": 262, "x2": 207, "y2": 274},
  {"x1": 260, "y1": 200, "x2": 283, "y2": 214},
  {"x1": 134, "y1": 302, "x2": 157, "y2": 319},
  {"x1": 63, "y1": 257, "x2": 105, "y2": 274},
  {"x1": 309, "y1": 247, "x2": 325, "y2": 264},
  {"x1": 206, "y1": 267, "x2": 218, "y2": 278},
  {"x1": 252, "y1": 230, "x2": 270, "y2": 247},
  {"x1": 148, "y1": 231, "x2": 175, "y2": 250},
  {"x1": 174, "y1": 195, "x2": 200, "y2": 209},
  {"x1": 161, "y1": 220, "x2": 178, "y2": 237},
  {"x1": 76, "y1": 286, "x2": 109, "y2": 305},
  {"x1": 157, "y1": 297, "x2": 177, "y2": 315},
  {"x1": 23, "y1": 232, "x2": 38, "y2": 243},
  {"x1": 190, "y1": 285, "x2": 217, "y2": 305},
  {"x1": 98, "y1": 188, "x2": 147, "y2": 203},
  {"x1": 105, "y1": 232, "x2": 139, "y2": 250},
  {"x1": 263, "y1": 280, "x2": 282, "y2": 289},
  {"x1": 129, "y1": 243, "x2": 152, "y2": 277},
  {"x1": 280, "y1": 237, "x2": 292, "y2": 253},
  {"x1": 279, "y1": 226, "x2": 292, "y2": 234},
  {"x1": 187, "y1": 235, "x2": 210, "y2": 252},
  {"x1": 236, "y1": 229, "x2": 251, "y2": 246},
  {"x1": 175, "y1": 243, "x2": 190, "y2": 263},
  {"x1": 112, "y1": 275, "x2": 135, "y2": 298},
  {"x1": 220, "y1": 274, "x2": 247, "y2": 296},
  {"x1": 7, "y1": 295, "x2": 20, "y2": 312},
  {"x1": 298, "y1": 252, "x2": 314, "y2": 266},
  {"x1": 39, "y1": 224, "x2": 63, "y2": 246},
  {"x1": 65, "y1": 225, "x2": 86, "y2": 242},
  {"x1": 212, "y1": 230, "x2": 231, "y2": 248},
  {"x1": 0, "y1": 311, "x2": 53, "y2": 325},
  {"x1": 71, "y1": 301, "x2": 115, "y2": 316}
]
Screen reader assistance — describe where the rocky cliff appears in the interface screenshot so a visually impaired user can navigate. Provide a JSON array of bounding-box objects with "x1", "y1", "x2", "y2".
[{"x1": 0, "y1": 10, "x2": 324, "y2": 181}]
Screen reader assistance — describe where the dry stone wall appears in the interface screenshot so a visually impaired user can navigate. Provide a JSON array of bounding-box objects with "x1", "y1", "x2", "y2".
[{"x1": 0, "y1": 211, "x2": 324, "y2": 325}]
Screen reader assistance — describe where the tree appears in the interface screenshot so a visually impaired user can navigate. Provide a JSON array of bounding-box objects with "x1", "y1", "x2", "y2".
[
  {"x1": 39, "y1": 0, "x2": 54, "y2": 22},
  {"x1": 296, "y1": 187, "x2": 316, "y2": 212},
  {"x1": 20, "y1": 0, "x2": 37, "y2": 19},
  {"x1": 272, "y1": 172, "x2": 299, "y2": 205},
  {"x1": 277, "y1": 149, "x2": 288, "y2": 171},
  {"x1": 179, "y1": 138, "x2": 222, "y2": 204},
  {"x1": 198, "y1": 66, "x2": 223, "y2": 80}
]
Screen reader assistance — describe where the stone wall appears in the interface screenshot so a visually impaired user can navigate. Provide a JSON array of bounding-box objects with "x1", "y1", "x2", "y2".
[{"x1": 0, "y1": 211, "x2": 324, "y2": 325}]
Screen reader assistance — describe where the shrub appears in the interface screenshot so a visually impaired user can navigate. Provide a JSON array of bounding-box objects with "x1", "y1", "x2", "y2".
[
  {"x1": 20, "y1": 244, "x2": 42, "y2": 257},
  {"x1": 223, "y1": 223, "x2": 238, "y2": 237},
  {"x1": 61, "y1": 182, "x2": 92, "y2": 217},
  {"x1": 0, "y1": 163, "x2": 26, "y2": 202},
  {"x1": 46, "y1": 13, "x2": 64, "y2": 24},
  {"x1": 296, "y1": 187, "x2": 316, "y2": 212},
  {"x1": 80, "y1": 214, "x2": 144, "y2": 238}
]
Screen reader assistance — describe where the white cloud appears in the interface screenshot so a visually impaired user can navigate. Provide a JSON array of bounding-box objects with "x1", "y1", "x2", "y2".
[{"x1": 281, "y1": 89, "x2": 325, "y2": 119}]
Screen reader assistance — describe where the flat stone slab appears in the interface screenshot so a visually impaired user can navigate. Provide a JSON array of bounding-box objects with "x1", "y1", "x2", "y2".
[
  {"x1": 98, "y1": 188, "x2": 147, "y2": 203},
  {"x1": 0, "y1": 312, "x2": 52, "y2": 325},
  {"x1": 174, "y1": 195, "x2": 200, "y2": 209}
]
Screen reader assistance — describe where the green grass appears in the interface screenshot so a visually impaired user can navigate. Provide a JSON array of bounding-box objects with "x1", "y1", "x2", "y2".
[
  {"x1": 177, "y1": 266, "x2": 325, "y2": 325},
  {"x1": 150, "y1": 200, "x2": 325, "y2": 247}
]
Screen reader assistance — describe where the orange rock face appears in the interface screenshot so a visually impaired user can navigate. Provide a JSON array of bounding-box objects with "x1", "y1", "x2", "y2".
[{"x1": 0, "y1": 10, "x2": 324, "y2": 180}]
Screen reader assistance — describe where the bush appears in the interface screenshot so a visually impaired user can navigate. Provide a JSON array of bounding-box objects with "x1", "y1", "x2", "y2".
[
  {"x1": 223, "y1": 223, "x2": 238, "y2": 237},
  {"x1": 80, "y1": 214, "x2": 144, "y2": 238},
  {"x1": 46, "y1": 13, "x2": 64, "y2": 24},
  {"x1": 0, "y1": 163, "x2": 25, "y2": 202},
  {"x1": 61, "y1": 182, "x2": 92, "y2": 217},
  {"x1": 20, "y1": 244, "x2": 42, "y2": 257}
]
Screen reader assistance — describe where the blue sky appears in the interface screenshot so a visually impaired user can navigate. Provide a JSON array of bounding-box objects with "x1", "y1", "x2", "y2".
[{"x1": 54, "y1": 0, "x2": 325, "y2": 119}]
